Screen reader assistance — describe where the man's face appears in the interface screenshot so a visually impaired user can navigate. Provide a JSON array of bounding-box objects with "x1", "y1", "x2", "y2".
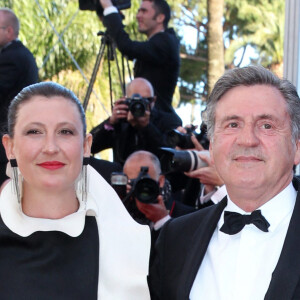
[
  {"x1": 126, "y1": 80, "x2": 155, "y2": 111},
  {"x1": 136, "y1": 1, "x2": 161, "y2": 37},
  {"x1": 210, "y1": 84, "x2": 300, "y2": 202},
  {"x1": 124, "y1": 157, "x2": 158, "y2": 182},
  {"x1": 7, "y1": 96, "x2": 90, "y2": 192},
  {"x1": 0, "y1": 12, "x2": 10, "y2": 47}
]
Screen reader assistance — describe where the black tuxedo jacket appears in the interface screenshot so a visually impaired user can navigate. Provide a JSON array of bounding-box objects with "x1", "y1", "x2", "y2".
[
  {"x1": 149, "y1": 177, "x2": 300, "y2": 300},
  {"x1": 103, "y1": 13, "x2": 181, "y2": 117}
]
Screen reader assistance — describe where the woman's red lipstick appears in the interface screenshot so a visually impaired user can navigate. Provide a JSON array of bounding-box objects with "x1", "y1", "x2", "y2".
[{"x1": 38, "y1": 161, "x2": 65, "y2": 170}]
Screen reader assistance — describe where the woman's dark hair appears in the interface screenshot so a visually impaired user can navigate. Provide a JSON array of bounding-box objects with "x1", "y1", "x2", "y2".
[{"x1": 7, "y1": 82, "x2": 87, "y2": 137}]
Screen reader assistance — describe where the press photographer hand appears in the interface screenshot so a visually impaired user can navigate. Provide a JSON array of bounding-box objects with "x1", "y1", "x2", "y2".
[
  {"x1": 109, "y1": 98, "x2": 128, "y2": 125},
  {"x1": 190, "y1": 132, "x2": 204, "y2": 151},
  {"x1": 175, "y1": 125, "x2": 204, "y2": 151},
  {"x1": 185, "y1": 153, "x2": 224, "y2": 193},
  {"x1": 125, "y1": 178, "x2": 168, "y2": 223},
  {"x1": 135, "y1": 195, "x2": 169, "y2": 223}
]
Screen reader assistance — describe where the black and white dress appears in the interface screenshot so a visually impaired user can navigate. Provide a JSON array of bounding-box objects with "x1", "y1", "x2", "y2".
[{"x1": 0, "y1": 166, "x2": 151, "y2": 299}]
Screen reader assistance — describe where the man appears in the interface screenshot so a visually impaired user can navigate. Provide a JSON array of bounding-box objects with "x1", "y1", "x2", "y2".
[
  {"x1": 98, "y1": 0, "x2": 181, "y2": 121},
  {"x1": 0, "y1": 8, "x2": 38, "y2": 184},
  {"x1": 0, "y1": 8, "x2": 38, "y2": 127},
  {"x1": 123, "y1": 150, "x2": 170, "y2": 228},
  {"x1": 123, "y1": 151, "x2": 195, "y2": 251},
  {"x1": 90, "y1": 77, "x2": 182, "y2": 165},
  {"x1": 148, "y1": 65, "x2": 300, "y2": 299}
]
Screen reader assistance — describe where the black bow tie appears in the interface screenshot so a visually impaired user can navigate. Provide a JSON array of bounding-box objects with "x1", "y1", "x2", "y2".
[{"x1": 220, "y1": 210, "x2": 270, "y2": 235}]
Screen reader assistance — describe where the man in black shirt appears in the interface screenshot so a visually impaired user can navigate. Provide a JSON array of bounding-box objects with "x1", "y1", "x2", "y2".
[
  {"x1": 90, "y1": 77, "x2": 181, "y2": 165},
  {"x1": 99, "y1": 0, "x2": 181, "y2": 123}
]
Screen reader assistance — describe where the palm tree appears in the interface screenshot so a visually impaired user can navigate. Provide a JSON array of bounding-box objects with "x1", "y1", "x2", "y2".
[
  {"x1": 207, "y1": 0, "x2": 224, "y2": 94},
  {"x1": 224, "y1": 0, "x2": 284, "y2": 76}
]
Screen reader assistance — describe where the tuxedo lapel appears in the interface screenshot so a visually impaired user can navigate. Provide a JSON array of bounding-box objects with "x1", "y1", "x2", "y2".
[
  {"x1": 179, "y1": 198, "x2": 227, "y2": 299},
  {"x1": 265, "y1": 178, "x2": 300, "y2": 300}
]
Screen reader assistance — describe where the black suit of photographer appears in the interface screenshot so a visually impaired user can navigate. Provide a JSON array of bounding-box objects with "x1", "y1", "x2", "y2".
[
  {"x1": 91, "y1": 106, "x2": 181, "y2": 166},
  {"x1": 103, "y1": 12, "x2": 180, "y2": 118}
]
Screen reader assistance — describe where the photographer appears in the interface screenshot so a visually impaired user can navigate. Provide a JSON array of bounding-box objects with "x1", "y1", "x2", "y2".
[
  {"x1": 98, "y1": 0, "x2": 181, "y2": 123},
  {"x1": 162, "y1": 124, "x2": 226, "y2": 208},
  {"x1": 122, "y1": 151, "x2": 195, "y2": 238},
  {"x1": 90, "y1": 77, "x2": 182, "y2": 165},
  {"x1": 123, "y1": 151, "x2": 169, "y2": 227}
]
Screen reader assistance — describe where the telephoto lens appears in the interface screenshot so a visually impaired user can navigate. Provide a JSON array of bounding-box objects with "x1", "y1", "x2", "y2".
[{"x1": 159, "y1": 148, "x2": 210, "y2": 173}]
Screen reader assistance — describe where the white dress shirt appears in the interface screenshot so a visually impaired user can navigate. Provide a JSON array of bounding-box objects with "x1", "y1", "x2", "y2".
[{"x1": 190, "y1": 182, "x2": 296, "y2": 300}]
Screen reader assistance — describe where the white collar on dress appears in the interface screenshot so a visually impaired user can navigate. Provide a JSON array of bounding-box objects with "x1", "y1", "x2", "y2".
[{"x1": 0, "y1": 167, "x2": 99, "y2": 238}]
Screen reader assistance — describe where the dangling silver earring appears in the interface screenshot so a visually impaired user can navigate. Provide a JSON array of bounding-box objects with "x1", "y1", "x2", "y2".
[
  {"x1": 9, "y1": 159, "x2": 22, "y2": 204},
  {"x1": 76, "y1": 157, "x2": 89, "y2": 206},
  {"x1": 81, "y1": 157, "x2": 89, "y2": 204}
]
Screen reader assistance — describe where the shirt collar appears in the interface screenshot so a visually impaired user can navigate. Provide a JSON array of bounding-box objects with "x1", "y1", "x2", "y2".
[
  {"x1": 217, "y1": 182, "x2": 296, "y2": 232},
  {"x1": 148, "y1": 30, "x2": 165, "y2": 39},
  {"x1": 0, "y1": 39, "x2": 17, "y2": 52}
]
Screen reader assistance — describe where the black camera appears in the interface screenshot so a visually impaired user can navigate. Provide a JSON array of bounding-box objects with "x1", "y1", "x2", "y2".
[
  {"x1": 166, "y1": 123, "x2": 209, "y2": 150},
  {"x1": 78, "y1": 0, "x2": 131, "y2": 16},
  {"x1": 125, "y1": 93, "x2": 151, "y2": 118},
  {"x1": 130, "y1": 166, "x2": 160, "y2": 204},
  {"x1": 111, "y1": 167, "x2": 159, "y2": 204},
  {"x1": 159, "y1": 147, "x2": 209, "y2": 174}
]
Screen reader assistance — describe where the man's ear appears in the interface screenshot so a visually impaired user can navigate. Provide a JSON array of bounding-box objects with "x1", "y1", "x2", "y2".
[
  {"x1": 294, "y1": 139, "x2": 300, "y2": 166},
  {"x1": 155, "y1": 13, "x2": 165, "y2": 25},
  {"x1": 209, "y1": 139, "x2": 215, "y2": 165},
  {"x1": 7, "y1": 25, "x2": 16, "y2": 40},
  {"x1": 83, "y1": 133, "x2": 93, "y2": 157},
  {"x1": 2, "y1": 134, "x2": 13, "y2": 160},
  {"x1": 158, "y1": 174, "x2": 165, "y2": 188},
  {"x1": 150, "y1": 96, "x2": 157, "y2": 109}
]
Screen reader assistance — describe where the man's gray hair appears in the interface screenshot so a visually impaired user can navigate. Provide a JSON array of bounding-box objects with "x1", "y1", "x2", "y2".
[
  {"x1": 126, "y1": 77, "x2": 154, "y2": 97},
  {"x1": 125, "y1": 150, "x2": 162, "y2": 177},
  {"x1": 204, "y1": 65, "x2": 300, "y2": 143},
  {"x1": 0, "y1": 8, "x2": 19, "y2": 36}
]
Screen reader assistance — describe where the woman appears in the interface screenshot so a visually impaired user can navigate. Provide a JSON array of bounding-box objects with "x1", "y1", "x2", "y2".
[{"x1": 0, "y1": 82, "x2": 151, "y2": 299}]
